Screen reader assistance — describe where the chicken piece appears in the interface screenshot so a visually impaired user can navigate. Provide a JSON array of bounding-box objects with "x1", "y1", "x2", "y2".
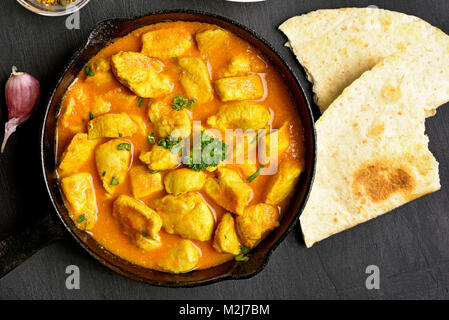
[
  {"x1": 139, "y1": 145, "x2": 180, "y2": 171},
  {"x1": 60, "y1": 85, "x2": 89, "y2": 134},
  {"x1": 178, "y1": 57, "x2": 213, "y2": 103},
  {"x1": 61, "y1": 173, "x2": 98, "y2": 231},
  {"x1": 130, "y1": 166, "x2": 164, "y2": 198},
  {"x1": 87, "y1": 113, "x2": 137, "y2": 139},
  {"x1": 157, "y1": 239, "x2": 200, "y2": 274},
  {"x1": 91, "y1": 96, "x2": 111, "y2": 116},
  {"x1": 215, "y1": 74, "x2": 264, "y2": 102},
  {"x1": 164, "y1": 168, "x2": 206, "y2": 195},
  {"x1": 102, "y1": 87, "x2": 138, "y2": 109},
  {"x1": 85, "y1": 58, "x2": 115, "y2": 86},
  {"x1": 148, "y1": 98, "x2": 191, "y2": 138},
  {"x1": 95, "y1": 139, "x2": 132, "y2": 194},
  {"x1": 92, "y1": 58, "x2": 111, "y2": 73},
  {"x1": 151, "y1": 192, "x2": 214, "y2": 241},
  {"x1": 260, "y1": 121, "x2": 291, "y2": 165},
  {"x1": 265, "y1": 160, "x2": 302, "y2": 205},
  {"x1": 204, "y1": 167, "x2": 252, "y2": 215},
  {"x1": 207, "y1": 102, "x2": 271, "y2": 130},
  {"x1": 218, "y1": 54, "x2": 266, "y2": 78},
  {"x1": 236, "y1": 203, "x2": 280, "y2": 248},
  {"x1": 213, "y1": 213, "x2": 241, "y2": 255},
  {"x1": 196, "y1": 29, "x2": 229, "y2": 52},
  {"x1": 130, "y1": 115, "x2": 148, "y2": 136},
  {"x1": 218, "y1": 55, "x2": 252, "y2": 78},
  {"x1": 141, "y1": 28, "x2": 193, "y2": 59},
  {"x1": 111, "y1": 51, "x2": 173, "y2": 98},
  {"x1": 134, "y1": 234, "x2": 162, "y2": 251},
  {"x1": 59, "y1": 133, "x2": 100, "y2": 175},
  {"x1": 113, "y1": 195, "x2": 163, "y2": 250}
]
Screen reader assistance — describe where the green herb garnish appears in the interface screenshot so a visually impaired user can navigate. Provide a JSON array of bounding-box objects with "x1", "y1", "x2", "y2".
[
  {"x1": 85, "y1": 66, "x2": 95, "y2": 77},
  {"x1": 110, "y1": 177, "x2": 119, "y2": 186},
  {"x1": 117, "y1": 143, "x2": 131, "y2": 151},
  {"x1": 170, "y1": 96, "x2": 197, "y2": 111},
  {"x1": 235, "y1": 245, "x2": 250, "y2": 262},
  {"x1": 149, "y1": 170, "x2": 160, "y2": 174},
  {"x1": 76, "y1": 214, "x2": 89, "y2": 230},
  {"x1": 235, "y1": 254, "x2": 250, "y2": 262},
  {"x1": 246, "y1": 165, "x2": 264, "y2": 183},
  {"x1": 141, "y1": 231, "x2": 155, "y2": 240},
  {"x1": 137, "y1": 97, "x2": 144, "y2": 108},
  {"x1": 147, "y1": 132, "x2": 155, "y2": 145},
  {"x1": 158, "y1": 137, "x2": 182, "y2": 151},
  {"x1": 118, "y1": 132, "x2": 123, "y2": 137},
  {"x1": 251, "y1": 128, "x2": 266, "y2": 144},
  {"x1": 184, "y1": 131, "x2": 227, "y2": 172},
  {"x1": 102, "y1": 171, "x2": 106, "y2": 176},
  {"x1": 240, "y1": 245, "x2": 250, "y2": 254},
  {"x1": 89, "y1": 112, "x2": 94, "y2": 120}
]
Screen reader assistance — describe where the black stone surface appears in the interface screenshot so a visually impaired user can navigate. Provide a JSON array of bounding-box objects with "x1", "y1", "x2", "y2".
[{"x1": 1, "y1": 0, "x2": 449, "y2": 300}]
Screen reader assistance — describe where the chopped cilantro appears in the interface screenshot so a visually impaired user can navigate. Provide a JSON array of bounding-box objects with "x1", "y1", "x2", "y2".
[
  {"x1": 85, "y1": 66, "x2": 95, "y2": 77},
  {"x1": 235, "y1": 254, "x2": 250, "y2": 262},
  {"x1": 118, "y1": 132, "x2": 123, "y2": 137},
  {"x1": 117, "y1": 143, "x2": 131, "y2": 151},
  {"x1": 171, "y1": 96, "x2": 197, "y2": 111},
  {"x1": 240, "y1": 245, "x2": 250, "y2": 254},
  {"x1": 102, "y1": 171, "x2": 106, "y2": 176},
  {"x1": 110, "y1": 177, "x2": 119, "y2": 186},
  {"x1": 246, "y1": 166, "x2": 264, "y2": 183},
  {"x1": 184, "y1": 131, "x2": 227, "y2": 172},
  {"x1": 251, "y1": 128, "x2": 266, "y2": 144},
  {"x1": 89, "y1": 112, "x2": 94, "y2": 120},
  {"x1": 147, "y1": 132, "x2": 155, "y2": 145},
  {"x1": 235, "y1": 245, "x2": 250, "y2": 262},
  {"x1": 149, "y1": 170, "x2": 160, "y2": 174},
  {"x1": 77, "y1": 214, "x2": 87, "y2": 223},
  {"x1": 158, "y1": 137, "x2": 182, "y2": 151},
  {"x1": 137, "y1": 97, "x2": 144, "y2": 107},
  {"x1": 141, "y1": 231, "x2": 155, "y2": 240}
]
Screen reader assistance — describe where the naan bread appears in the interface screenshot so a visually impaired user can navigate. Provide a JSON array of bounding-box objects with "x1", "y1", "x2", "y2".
[
  {"x1": 280, "y1": 8, "x2": 449, "y2": 114},
  {"x1": 300, "y1": 49, "x2": 449, "y2": 247}
]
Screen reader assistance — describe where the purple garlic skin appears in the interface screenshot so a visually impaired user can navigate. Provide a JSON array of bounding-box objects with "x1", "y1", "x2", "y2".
[{"x1": 2, "y1": 66, "x2": 41, "y2": 153}]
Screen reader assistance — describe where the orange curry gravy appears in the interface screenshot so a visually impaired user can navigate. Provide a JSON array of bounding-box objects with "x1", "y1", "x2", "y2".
[{"x1": 56, "y1": 22, "x2": 305, "y2": 272}]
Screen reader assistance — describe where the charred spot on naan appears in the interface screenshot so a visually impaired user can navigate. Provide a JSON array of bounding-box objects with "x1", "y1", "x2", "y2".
[
  {"x1": 367, "y1": 122, "x2": 385, "y2": 138},
  {"x1": 352, "y1": 161, "x2": 415, "y2": 203},
  {"x1": 382, "y1": 84, "x2": 403, "y2": 102}
]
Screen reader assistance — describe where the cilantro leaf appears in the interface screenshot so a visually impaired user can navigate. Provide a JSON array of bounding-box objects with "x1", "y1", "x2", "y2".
[
  {"x1": 171, "y1": 96, "x2": 197, "y2": 111},
  {"x1": 158, "y1": 137, "x2": 182, "y2": 151},
  {"x1": 184, "y1": 131, "x2": 227, "y2": 171},
  {"x1": 147, "y1": 132, "x2": 155, "y2": 145},
  {"x1": 110, "y1": 177, "x2": 119, "y2": 186},
  {"x1": 246, "y1": 165, "x2": 264, "y2": 183},
  {"x1": 117, "y1": 143, "x2": 131, "y2": 151}
]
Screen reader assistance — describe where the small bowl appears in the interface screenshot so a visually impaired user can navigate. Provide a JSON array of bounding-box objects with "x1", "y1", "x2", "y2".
[{"x1": 16, "y1": 0, "x2": 90, "y2": 16}]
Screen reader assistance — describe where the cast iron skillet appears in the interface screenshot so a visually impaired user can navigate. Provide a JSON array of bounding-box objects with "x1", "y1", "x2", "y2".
[{"x1": 0, "y1": 10, "x2": 316, "y2": 287}]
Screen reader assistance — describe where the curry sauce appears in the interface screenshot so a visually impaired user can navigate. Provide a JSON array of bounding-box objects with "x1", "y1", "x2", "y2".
[{"x1": 56, "y1": 21, "x2": 305, "y2": 273}]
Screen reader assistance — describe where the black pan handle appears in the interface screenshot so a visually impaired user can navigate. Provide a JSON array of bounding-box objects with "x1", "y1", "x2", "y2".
[{"x1": 0, "y1": 212, "x2": 66, "y2": 279}]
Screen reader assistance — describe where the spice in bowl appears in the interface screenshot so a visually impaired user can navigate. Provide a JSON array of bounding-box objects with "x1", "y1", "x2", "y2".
[{"x1": 35, "y1": 0, "x2": 75, "y2": 5}]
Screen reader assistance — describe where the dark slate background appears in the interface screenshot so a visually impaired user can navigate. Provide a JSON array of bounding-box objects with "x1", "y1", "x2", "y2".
[{"x1": 1, "y1": 0, "x2": 449, "y2": 300}]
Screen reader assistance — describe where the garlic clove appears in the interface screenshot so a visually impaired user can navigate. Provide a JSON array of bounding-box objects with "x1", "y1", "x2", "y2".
[{"x1": 2, "y1": 66, "x2": 41, "y2": 153}]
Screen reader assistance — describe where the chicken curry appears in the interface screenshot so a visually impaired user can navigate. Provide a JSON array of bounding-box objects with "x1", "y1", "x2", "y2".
[{"x1": 56, "y1": 21, "x2": 305, "y2": 274}]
